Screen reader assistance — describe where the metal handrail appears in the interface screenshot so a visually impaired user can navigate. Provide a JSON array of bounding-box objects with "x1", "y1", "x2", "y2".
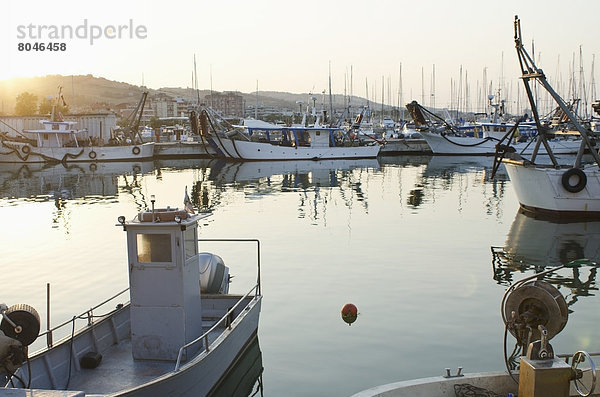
[
  {"x1": 38, "y1": 288, "x2": 129, "y2": 348},
  {"x1": 174, "y1": 283, "x2": 260, "y2": 371},
  {"x1": 557, "y1": 352, "x2": 600, "y2": 364}
]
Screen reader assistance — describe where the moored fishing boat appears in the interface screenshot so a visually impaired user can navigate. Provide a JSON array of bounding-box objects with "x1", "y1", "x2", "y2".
[
  {"x1": 0, "y1": 196, "x2": 262, "y2": 396},
  {"x1": 197, "y1": 108, "x2": 380, "y2": 161},
  {"x1": 0, "y1": 89, "x2": 154, "y2": 164},
  {"x1": 0, "y1": 121, "x2": 155, "y2": 163},
  {"x1": 407, "y1": 101, "x2": 586, "y2": 156},
  {"x1": 419, "y1": 128, "x2": 584, "y2": 156},
  {"x1": 494, "y1": 16, "x2": 600, "y2": 218}
]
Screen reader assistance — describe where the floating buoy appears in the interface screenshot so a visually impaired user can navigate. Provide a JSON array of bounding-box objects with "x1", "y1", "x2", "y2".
[{"x1": 341, "y1": 303, "x2": 358, "y2": 325}]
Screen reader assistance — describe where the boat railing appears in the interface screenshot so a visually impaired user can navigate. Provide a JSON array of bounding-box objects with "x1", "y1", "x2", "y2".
[
  {"x1": 174, "y1": 282, "x2": 260, "y2": 371},
  {"x1": 557, "y1": 352, "x2": 600, "y2": 364},
  {"x1": 37, "y1": 287, "x2": 129, "y2": 349},
  {"x1": 174, "y1": 238, "x2": 262, "y2": 371}
]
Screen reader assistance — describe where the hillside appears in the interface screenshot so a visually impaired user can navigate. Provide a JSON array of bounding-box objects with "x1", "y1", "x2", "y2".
[{"x1": 0, "y1": 74, "x2": 375, "y2": 115}]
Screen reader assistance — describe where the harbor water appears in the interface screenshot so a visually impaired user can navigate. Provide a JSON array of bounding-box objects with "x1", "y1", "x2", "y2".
[{"x1": 1, "y1": 155, "x2": 599, "y2": 396}]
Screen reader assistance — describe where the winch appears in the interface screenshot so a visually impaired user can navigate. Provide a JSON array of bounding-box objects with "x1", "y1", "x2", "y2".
[
  {"x1": 0, "y1": 303, "x2": 40, "y2": 381},
  {"x1": 502, "y1": 259, "x2": 597, "y2": 397}
]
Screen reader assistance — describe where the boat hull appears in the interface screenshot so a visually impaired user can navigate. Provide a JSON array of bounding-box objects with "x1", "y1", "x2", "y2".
[
  {"x1": 380, "y1": 138, "x2": 431, "y2": 154},
  {"x1": 0, "y1": 142, "x2": 155, "y2": 163},
  {"x1": 504, "y1": 160, "x2": 600, "y2": 217},
  {"x1": 212, "y1": 138, "x2": 380, "y2": 160},
  {"x1": 2, "y1": 295, "x2": 261, "y2": 397},
  {"x1": 154, "y1": 142, "x2": 215, "y2": 158},
  {"x1": 421, "y1": 131, "x2": 584, "y2": 156},
  {"x1": 120, "y1": 296, "x2": 262, "y2": 397},
  {"x1": 351, "y1": 371, "x2": 517, "y2": 397}
]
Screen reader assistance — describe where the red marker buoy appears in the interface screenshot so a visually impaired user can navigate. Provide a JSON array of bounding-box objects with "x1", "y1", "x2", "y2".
[{"x1": 341, "y1": 303, "x2": 358, "y2": 325}]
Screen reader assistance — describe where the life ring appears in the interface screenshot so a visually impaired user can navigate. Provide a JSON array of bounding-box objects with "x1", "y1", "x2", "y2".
[
  {"x1": 561, "y1": 168, "x2": 587, "y2": 193},
  {"x1": 89, "y1": 150, "x2": 97, "y2": 159},
  {"x1": 89, "y1": 163, "x2": 98, "y2": 172},
  {"x1": 22, "y1": 145, "x2": 31, "y2": 154},
  {"x1": 132, "y1": 146, "x2": 141, "y2": 155}
]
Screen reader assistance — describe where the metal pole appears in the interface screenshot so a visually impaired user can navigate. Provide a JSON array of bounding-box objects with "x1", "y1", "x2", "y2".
[{"x1": 47, "y1": 283, "x2": 53, "y2": 347}]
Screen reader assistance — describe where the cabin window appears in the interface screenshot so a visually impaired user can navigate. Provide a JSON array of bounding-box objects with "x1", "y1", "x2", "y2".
[
  {"x1": 136, "y1": 233, "x2": 172, "y2": 263},
  {"x1": 183, "y1": 227, "x2": 197, "y2": 259}
]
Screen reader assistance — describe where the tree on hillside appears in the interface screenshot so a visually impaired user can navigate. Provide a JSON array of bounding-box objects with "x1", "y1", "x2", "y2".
[
  {"x1": 15, "y1": 92, "x2": 38, "y2": 116},
  {"x1": 38, "y1": 97, "x2": 69, "y2": 116}
]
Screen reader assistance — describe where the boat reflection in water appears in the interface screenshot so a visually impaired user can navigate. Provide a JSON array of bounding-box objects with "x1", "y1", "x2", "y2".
[
  {"x1": 492, "y1": 210, "x2": 600, "y2": 308},
  {"x1": 0, "y1": 161, "x2": 152, "y2": 201},
  {"x1": 0, "y1": 161, "x2": 154, "y2": 232},
  {"x1": 209, "y1": 336, "x2": 264, "y2": 397},
  {"x1": 196, "y1": 158, "x2": 380, "y2": 186},
  {"x1": 164, "y1": 158, "x2": 381, "y2": 219}
]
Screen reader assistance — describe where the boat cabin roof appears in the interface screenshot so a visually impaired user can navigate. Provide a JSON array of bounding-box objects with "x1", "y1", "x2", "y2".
[
  {"x1": 22, "y1": 120, "x2": 81, "y2": 135},
  {"x1": 123, "y1": 209, "x2": 209, "y2": 228}
]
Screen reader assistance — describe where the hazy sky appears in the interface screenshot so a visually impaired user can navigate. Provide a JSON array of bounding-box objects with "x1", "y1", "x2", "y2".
[{"x1": 2, "y1": 0, "x2": 599, "y2": 109}]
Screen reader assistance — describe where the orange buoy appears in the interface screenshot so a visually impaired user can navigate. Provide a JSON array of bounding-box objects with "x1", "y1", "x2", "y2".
[{"x1": 341, "y1": 303, "x2": 358, "y2": 325}]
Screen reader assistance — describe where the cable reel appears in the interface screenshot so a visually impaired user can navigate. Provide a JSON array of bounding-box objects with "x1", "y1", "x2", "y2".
[
  {"x1": 499, "y1": 257, "x2": 597, "y2": 396},
  {"x1": 503, "y1": 279, "x2": 568, "y2": 351}
]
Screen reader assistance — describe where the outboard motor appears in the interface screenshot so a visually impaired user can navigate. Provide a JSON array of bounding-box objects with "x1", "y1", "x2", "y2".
[
  {"x1": 198, "y1": 253, "x2": 230, "y2": 294},
  {"x1": 0, "y1": 303, "x2": 40, "y2": 378}
]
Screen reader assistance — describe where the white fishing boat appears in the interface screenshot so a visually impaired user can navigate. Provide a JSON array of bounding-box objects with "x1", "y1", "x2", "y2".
[
  {"x1": 406, "y1": 92, "x2": 588, "y2": 156},
  {"x1": 0, "y1": 119, "x2": 154, "y2": 163},
  {"x1": 210, "y1": 126, "x2": 380, "y2": 160},
  {"x1": 496, "y1": 16, "x2": 600, "y2": 218},
  {"x1": 0, "y1": 89, "x2": 154, "y2": 164},
  {"x1": 352, "y1": 259, "x2": 599, "y2": 397},
  {"x1": 0, "y1": 197, "x2": 262, "y2": 396},
  {"x1": 420, "y1": 128, "x2": 584, "y2": 156},
  {"x1": 199, "y1": 109, "x2": 380, "y2": 161}
]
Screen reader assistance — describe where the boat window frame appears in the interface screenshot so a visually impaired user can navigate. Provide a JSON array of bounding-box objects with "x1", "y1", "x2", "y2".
[
  {"x1": 134, "y1": 230, "x2": 175, "y2": 267},
  {"x1": 183, "y1": 226, "x2": 197, "y2": 260}
]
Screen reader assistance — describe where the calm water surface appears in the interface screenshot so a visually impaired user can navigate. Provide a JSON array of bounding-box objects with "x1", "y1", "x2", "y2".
[{"x1": 1, "y1": 155, "x2": 599, "y2": 396}]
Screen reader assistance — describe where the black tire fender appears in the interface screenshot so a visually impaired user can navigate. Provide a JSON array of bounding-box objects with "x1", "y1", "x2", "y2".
[{"x1": 561, "y1": 168, "x2": 587, "y2": 193}]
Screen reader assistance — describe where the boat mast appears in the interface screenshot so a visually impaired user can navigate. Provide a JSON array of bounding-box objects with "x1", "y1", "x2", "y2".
[
  {"x1": 431, "y1": 64, "x2": 436, "y2": 110},
  {"x1": 514, "y1": 15, "x2": 600, "y2": 168},
  {"x1": 328, "y1": 61, "x2": 334, "y2": 126},
  {"x1": 381, "y1": 75, "x2": 384, "y2": 124},
  {"x1": 194, "y1": 54, "x2": 200, "y2": 105},
  {"x1": 398, "y1": 63, "x2": 404, "y2": 121}
]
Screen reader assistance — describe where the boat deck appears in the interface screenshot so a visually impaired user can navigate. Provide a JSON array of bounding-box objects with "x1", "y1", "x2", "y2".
[{"x1": 68, "y1": 322, "x2": 225, "y2": 395}]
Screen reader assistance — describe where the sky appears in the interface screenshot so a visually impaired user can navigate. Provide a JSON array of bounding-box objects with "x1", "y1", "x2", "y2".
[{"x1": 2, "y1": 0, "x2": 599, "y2": 110}]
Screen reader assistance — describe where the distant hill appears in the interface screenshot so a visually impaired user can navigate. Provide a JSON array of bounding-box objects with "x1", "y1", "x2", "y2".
[
  {"x1": 0, "y1": 74, "x2": 377, "y2": 116},
  {"x1": 0, "y1": 75, "x2": 152, "y2": 114}
]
